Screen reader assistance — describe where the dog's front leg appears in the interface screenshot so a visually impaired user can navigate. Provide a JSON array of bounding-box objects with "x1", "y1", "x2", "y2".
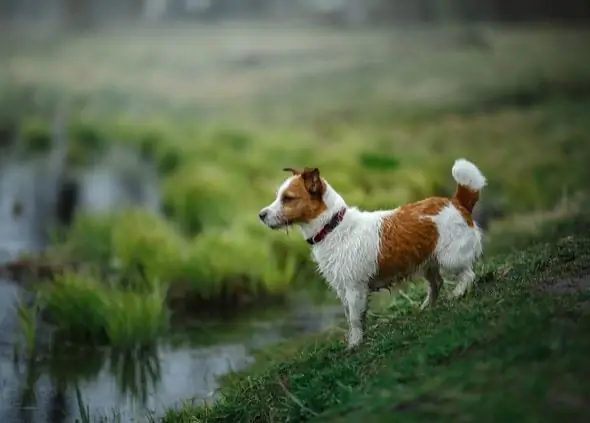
[
  {"x1": 336, "y1": 285, "x2": 350, "y2": 323},
  {"x1": 345, "y1": 284, "x2": 368, "y2": 349}
]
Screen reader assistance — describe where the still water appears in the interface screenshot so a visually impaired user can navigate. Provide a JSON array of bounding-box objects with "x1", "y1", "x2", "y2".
[{"x1": 0, "y1": 281, "x2": 341, "y2": 422}]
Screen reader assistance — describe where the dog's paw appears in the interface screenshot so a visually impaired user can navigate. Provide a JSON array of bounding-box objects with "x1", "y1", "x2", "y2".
[
  {"x1": 346, "y1": 342, "x2": 361, "y2": 352},
  {"x1": 452, "y1": 287, "x2": 468, "y2": 298},
  {"x1": 419, "y1": 298, "x2": 432, "y2": 311},
  {"x1": 346, "y1": 333, "x2": 363, "y2": 351}
]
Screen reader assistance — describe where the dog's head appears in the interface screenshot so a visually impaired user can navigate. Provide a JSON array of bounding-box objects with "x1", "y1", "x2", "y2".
[{"x1": 259, "y1": 167, "x2": 327, "y2": 229}]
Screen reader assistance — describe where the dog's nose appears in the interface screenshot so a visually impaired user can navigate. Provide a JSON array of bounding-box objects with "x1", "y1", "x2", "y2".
[{"x1": 259, "y1": 210, "x2": 268, "y2": 221}]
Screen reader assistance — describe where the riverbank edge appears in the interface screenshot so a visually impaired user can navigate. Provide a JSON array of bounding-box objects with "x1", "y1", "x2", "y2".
[{"x1": 161, "y1": 210, "x2": 590, "y2": 423}]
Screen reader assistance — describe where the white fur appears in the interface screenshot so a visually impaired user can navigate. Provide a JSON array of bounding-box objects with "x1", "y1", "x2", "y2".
[
  {"x1": 452, "y1": 158, "x2": 487, "y2": 191},
  {"x1": 260, "y1": 159, "x2": 486, "y2": 349}
]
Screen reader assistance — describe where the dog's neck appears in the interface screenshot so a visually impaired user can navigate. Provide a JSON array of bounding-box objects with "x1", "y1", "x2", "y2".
[{"x1": 298, "y1": 182, "x2": 347, "y2": 242}]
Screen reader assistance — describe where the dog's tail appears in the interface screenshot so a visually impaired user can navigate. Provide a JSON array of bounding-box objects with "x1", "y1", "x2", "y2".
[{"x1": 451, "y1": 158, "x2": 487, "y2": 213}]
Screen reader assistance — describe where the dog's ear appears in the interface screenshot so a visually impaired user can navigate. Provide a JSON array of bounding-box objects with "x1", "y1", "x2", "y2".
[
  {"x1": 302, "y1": 167, "x2": 323, "y2": 197},
  {"x1": 283, "y1": 167, "x2": 301, "y2": 175}
]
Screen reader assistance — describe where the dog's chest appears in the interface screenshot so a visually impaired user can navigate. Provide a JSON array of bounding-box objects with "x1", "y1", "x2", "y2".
[{"x1": 310, "y1": 225, "x2": 381, "y2": 286}]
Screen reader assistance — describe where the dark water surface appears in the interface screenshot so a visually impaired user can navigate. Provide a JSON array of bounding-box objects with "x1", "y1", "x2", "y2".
[{"x1": 0, "y1": 284, "x2": 341, "y2": 422}]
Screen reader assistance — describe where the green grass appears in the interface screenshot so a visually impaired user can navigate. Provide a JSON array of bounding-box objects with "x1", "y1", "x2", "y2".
[
  {"x1": 4, "y1": 25, "x2": 590, "y2": 347},
  {"x1": 161, "y1": 211, "x2": 590, "y2": 423},
  {"x1": 39, "y1": 270, "x2": 169, "y2": 347}
]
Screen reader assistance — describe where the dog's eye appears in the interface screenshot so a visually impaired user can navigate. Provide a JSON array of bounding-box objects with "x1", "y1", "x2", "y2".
[{"x1": 282, "y1": 195, "x2": 296, "y2": 203}]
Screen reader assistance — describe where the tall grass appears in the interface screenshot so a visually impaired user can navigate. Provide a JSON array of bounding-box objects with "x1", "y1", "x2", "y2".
[
  {"x1": 16, "y1": 296, "x2": 39, "y2": 356},
  {"x1": 39, "y1": 270, "x2": 168, "y2": 346}
]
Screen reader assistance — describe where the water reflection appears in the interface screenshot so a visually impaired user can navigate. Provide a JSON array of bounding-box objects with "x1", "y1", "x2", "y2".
[
  {"x1": 0, "y1": 304, "x2": 342, "y2": 423},
  {"x1": 108, "y1": 346, "x2": 161, "y2": 407}
]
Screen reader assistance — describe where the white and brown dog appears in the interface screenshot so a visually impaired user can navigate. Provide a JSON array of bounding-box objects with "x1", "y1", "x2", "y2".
[{"x1": 259, "y1": 159, "x2": 486, "y2": 349}]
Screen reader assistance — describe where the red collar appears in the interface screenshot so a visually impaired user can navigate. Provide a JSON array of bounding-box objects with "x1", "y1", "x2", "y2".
[{"x1": 306, "y1": 208, "x2": 347, "y2": 245}]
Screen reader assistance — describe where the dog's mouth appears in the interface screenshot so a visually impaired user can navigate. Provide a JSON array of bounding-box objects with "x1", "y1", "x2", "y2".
[
  {"x1": 267, "y1": 217, "x2": 293, "y2": 230},
  {"x1": 269, "y1": 221, "x2": 291, "y2": 230}
]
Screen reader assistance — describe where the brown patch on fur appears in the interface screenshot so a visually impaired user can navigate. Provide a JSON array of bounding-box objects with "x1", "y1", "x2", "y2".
[
  {"x1": 450, "y1": 197, "x2": 475, "y2": 227},
  {"x1": 279, "y1": 168, "x2": 327, "y2": 224},
  {"x1": 453, "y1": 185, "x2": 479, "y2": 215},
  {"x1": 283, "y1": 167, "x2": 301, "y2": 175},
  {"x1": 376, "y1": 197, "x2": 448, "y2": 281}
]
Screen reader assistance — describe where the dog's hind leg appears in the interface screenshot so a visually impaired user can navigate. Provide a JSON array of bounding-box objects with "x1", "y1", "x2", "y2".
[
  {"x1": 452, "y1": 267, "x2": 476, "y2": 298},
  {"x1": 421, "y1": 264, "x2": 443, "y2": 310}
]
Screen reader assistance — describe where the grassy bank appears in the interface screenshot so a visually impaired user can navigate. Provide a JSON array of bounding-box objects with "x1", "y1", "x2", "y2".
[
  {"x1": 162, "y1": 210, "x2": 590, "y2": 423},
  {"x1": 3, "y1": 25, "x2": 590, "y2": 346}
]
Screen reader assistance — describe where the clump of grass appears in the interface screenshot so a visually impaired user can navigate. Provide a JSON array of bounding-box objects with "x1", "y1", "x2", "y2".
[
  {"x1": 212, "y1": 128, "x2": 252, "y2": 152},
  {"x1": 103, "y1": 285, "x2": 170, "y2": 348},
  {"x1": 48, "y1": 207, "x2": 302, "y2": 333},
  {"x1": 19, "y1": 119, "x2": 52, "y2": 156},
  {"x1": 66, "y1": 121, "x2": 109, "y2": 167},
  {"x1": 38, "y1": 211, "x2": 175, "y2": 347},
  {"x1": 58, "y1": 213, "x2": 114, "y2": 264},
  {"x1": 39, "y1": 271, "x2": 111, "y2": 343},
  {"x1": 156, "y1": 147, "x2": 182, "y2": 175},
  {"x1": 16, "y1": 296, "x2": 40, "y2": 356},
  {"x1": 137, "y1": 132, "x2": 182, "y2": 175},
  {"x1": 39, "y1": 270, "x2": 169, "y2": 346},
  {"x1": 176, "y1": 230, "x2": 298, "y2": 300},
  {"x1": 359, "y1": 151, "x2": 400, "y2": 172},
  {"x1": 161, "y1": 166, "x2": 234, "y2": 236},
  {"x1": 110, "y1": 209, "x2": 185, "y2": 290},
  {"x1": 57, "y1": 209, "x2": 184, "y2": 282}
]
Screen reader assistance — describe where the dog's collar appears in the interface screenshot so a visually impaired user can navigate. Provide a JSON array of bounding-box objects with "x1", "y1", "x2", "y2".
[{"x1": 306, "y1": 208, "x2": 347, "y2": 245}]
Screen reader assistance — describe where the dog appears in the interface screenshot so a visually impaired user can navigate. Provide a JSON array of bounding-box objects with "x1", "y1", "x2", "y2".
[{"x1": 259, "y1": 158, "x2": 486, "y2": 349}]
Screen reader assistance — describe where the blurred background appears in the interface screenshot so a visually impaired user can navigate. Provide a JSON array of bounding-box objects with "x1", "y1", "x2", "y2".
[{"x1": 1, "y1": 1, "x2": 589, "y2": 422}]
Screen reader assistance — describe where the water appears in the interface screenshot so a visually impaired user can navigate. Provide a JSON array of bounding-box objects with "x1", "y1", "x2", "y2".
[
  {"x1": 0, "y1": 149, "x2": 342, "y2": 422},
  {"x1": 0, "y1": 294, "x2": 341, "y2": 422}
]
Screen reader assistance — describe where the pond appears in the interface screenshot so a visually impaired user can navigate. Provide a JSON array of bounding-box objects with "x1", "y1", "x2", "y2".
[{"x1": 0, "y1": 277, "x2": 342, "y2": 422}]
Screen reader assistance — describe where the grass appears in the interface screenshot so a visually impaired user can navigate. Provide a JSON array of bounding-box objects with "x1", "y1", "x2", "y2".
[
  {"x1": 161, "y1": 210, "x2": 590, "y2": 423},
  {"x1": 39, "y1": 270, "x2": 169, "y2": 347},
  {"x1": 3, "y1": 24, "x2": 590, "y2": 346}
]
